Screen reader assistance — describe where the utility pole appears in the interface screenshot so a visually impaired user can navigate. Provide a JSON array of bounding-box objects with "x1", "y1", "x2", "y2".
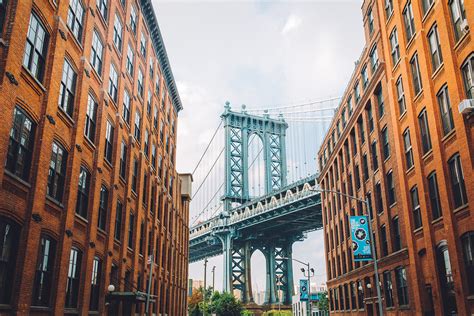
[
  {"x1": 211, "y1": 266, "x2": 216, "y2": 292},
  {"x1": 203, "y1": 258, "x2": 208, "y2": 300}
]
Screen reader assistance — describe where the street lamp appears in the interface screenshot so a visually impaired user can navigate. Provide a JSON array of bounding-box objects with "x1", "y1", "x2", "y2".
[
  {"x1": 311, "y1": 188, "x2": 384, "y2": 316},
  {"x1": 282, "y1": 257, "x2": 314, "y2": 316}
]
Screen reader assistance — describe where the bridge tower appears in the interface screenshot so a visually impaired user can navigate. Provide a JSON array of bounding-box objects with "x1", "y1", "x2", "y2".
[{"x1": 215, "y1": 102, "x2": 295, "y2": 306}]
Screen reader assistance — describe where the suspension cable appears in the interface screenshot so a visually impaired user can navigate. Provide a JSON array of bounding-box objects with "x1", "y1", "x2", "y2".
[
  {"x1": 191, "y1": 120, "x2": 223, "y2": 175},
  {"x1": 191, "y1": 147, "x2": 225, "y2": 200}
]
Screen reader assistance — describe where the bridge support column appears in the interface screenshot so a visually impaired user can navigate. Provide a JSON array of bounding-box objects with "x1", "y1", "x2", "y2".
[{"x1": 231, "y1": 242, "x2": 253, "y2": 303}]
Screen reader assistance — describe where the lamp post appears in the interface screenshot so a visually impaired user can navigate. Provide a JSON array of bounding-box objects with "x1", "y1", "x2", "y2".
[
  {"x1": 310, "y1": 188, "x2": 383, "y2": 316},
  {"x1": 211, "y1": 266, "x2": 216, "y2": 292},
  {"x1": 282, "y1": 257, "x2": 314, "y2": 316},
  {"x1": 204, "y1": 258, "x2": 208, "y2": 301}
]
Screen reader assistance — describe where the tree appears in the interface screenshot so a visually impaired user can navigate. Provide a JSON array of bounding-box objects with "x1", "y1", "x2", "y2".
[
  {"x1": 207, "y1": 291, "x2": 243, "y2": 316},
  {"x1": 188, "y1": 288, "x2": 204, "y2": 316},
  {"x1": 316, "y1": 290, "x2": 329, "y2": 311}
]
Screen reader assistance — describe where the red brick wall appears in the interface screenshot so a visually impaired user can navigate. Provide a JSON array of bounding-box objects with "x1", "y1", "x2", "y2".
[{"x1": 0, "y1": 0, "x2": 189, "y2": 315}]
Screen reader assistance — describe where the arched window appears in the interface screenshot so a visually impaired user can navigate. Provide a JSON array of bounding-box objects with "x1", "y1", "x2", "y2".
[
  {"x1": 461, "y1": 232, "x2": 474, "y2": 295},
  {"x1": 436, "y1": 242, "x2": 457, "y2": 314},
  {"x1": 65, "y1": 247, "x2": 82, "y2": 308},
  {"x1": 0, "y1": 218, "x2": 21, "y2": 304},
  {"x1": 32, "y1": 235, "x2": 56, "y2": 306},
  {"x1": 89, "y1": 256, "x2": 102, "y2": 311}
]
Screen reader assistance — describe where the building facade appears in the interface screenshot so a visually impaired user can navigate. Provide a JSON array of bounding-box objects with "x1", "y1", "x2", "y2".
[
  {"x1": 0, "y1": 0, "x2": 190, "y2": 315},
  {"x1": 318, "y1": 0, "x2": 474, "y2": 315}
]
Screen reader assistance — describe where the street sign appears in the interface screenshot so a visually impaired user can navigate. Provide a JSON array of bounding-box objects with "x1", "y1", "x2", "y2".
[
  {"x1": 350, "y1": 216, "x2": 373, "y2": 261},
  {"x1": 300, "y1": 279, "x2": 309, "y2": 301}
]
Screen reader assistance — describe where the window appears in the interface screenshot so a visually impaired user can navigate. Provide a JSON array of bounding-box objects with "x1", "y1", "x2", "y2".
[
  {"x1": 137, "y1": 68, "x2": 144, "y2": 97},
  {"x1": 126, "y1": 44, "x2": 134, "y2": 76},
  {"x1": 96, "y1": 0, "x2": 108, "y2": 21},
  {"x1": 386, "y1": 170, "x2": 395, "y2": 205},
  {"x1": 33, "y1": 235, "x2": 56, "y2": 307},
  {"x1": 67, "y1": 0, "x2": 84, "y2": 41},
  {"x1": 390, "y1": 28, "x2": 400, "y2": 65},
  {"x1": 392, "y1": 216, "x2": 402, "y2": 251},
  {"x1": 375, "y1": 85, "x2": 384, "y2": 117},
  {"x1": 108, "y1": 64, "x2": 118, "y2": 103},
  {"x1": 428, "y1": 25, "x2": 443, "y2": 71},
  {"x1": 123, "y1": 89, "x2": 131, "y2": 123},
  {"x1": 90, "y1": 30, "x2": 104, "y2": 74},
  {"x1": 422, "y1": 0, "x2": 434, "y2": 14},
  {"x1": 461, "y1": 232, "x2": 474, "y2": 294},
  {"x1": 65, "y1": 247, "x2": 82, "y2": 308},
  {"x1": 395, "y1": 266, "x2": 409, "y2": 306},
  {"x1": 361, "y1": 65, "x2": 369, "y2": 89},
  {"x1": 104, "y1": 120, "x2": 114, "y2": 163},
  {"x1": 347, "y1": 96, "x2": 353, "y2": 116},
  {"x1": 139, "y1": 220, "x2": 145, "y2": 254},
  {"x1": 128, "y1": 212, "x2": 134, "y2": 248},
  {"x1": 449, "y1": 0, "x2": 467, "y2": 41},
  {"x1": 403, "y1": 2, "x2": 416, "y2": 41},
  {"x1": 367, "y1": 7, "x2": 374, "y2": 34},
  {"x1": 411, "y1": 186, "x2": 422, "y2": 229},
  {"x1": 403, "y1": 129, "x2": 414, "y2": 169},
  {"x1": 355, "y1": 165, "x2": 361, "y2": 190},
  {"x1": 131, "y1": 158, "x2": 138, "y2": 192},
  {"x1": 383, "y1": 271, "x2": 394, "y2": 308},
  {"x1": 143, "y1": 173, "x2": 148, "y2": 205},
  {"x1": 75, "y1": 167, "x2": 90, "y2": 218},
  {"x1": 58, "y1": 60, "x2": 77, "y2": 116},
  {"x1": 130, "y1": 5, "x2": 137, "y2": 34},
  {"x1": 152, "y1": 143, "x2": 157, "y2": 168},
  {"x1": 6, "y1": 107, "x2": 35, "y2": 180},
  {"x1": 0, "y1": 0, "x2": 8, "y2": 33},
  {"x1": 428, "y1": 172, "x2": 442, "y2": 220},
  {"x1": 0, "y1": 218, "x2": 20, "y2": 304},
  {"x1": 362, "y1": 154, "x2": 369, "y2": 181},
  {"x1": 369, "y1": 44, "x2": 379, "y2": 71},
  {"x1": 98, "y1": 186, "x2": 108, "y2": 230},
  {"x1": 382, "y1": 126, "x2": 390, "y2": 159},
  {"x1": 375, "y1": 182, "x2": 383, "y2": 214},
  {"x1": 410, "y1": 53, "x2": 422, "y2": 95},
  {"x1": 396, "y1": 77, "x2": 406, "y2": 114},
  {"x1": 23, "y1": 12, "x2": 49, "y2": 82},
  {"x1": 134, "y1": 111, "x2": 141, "y2": 142},
  {"x1": 149, "y1": 57, "x2": 154, "y2": 80},
  {"x1": 354, "y1": 82, "x2": 360, "y2": 104},
  {"x1": 380, "y1": 225, "x2": 388, "y2": 256},
  {"x1": 89, "y1": 257, "x2": 101, "y2": 311},
  {"x1": 385, "y1": 0, "x2": 393, "y2": 18},
  {"x1": 153, "y1": 106, "x2": 158, "y2": 129},
  {"x1": 437, "y1": 86, "x2": 455, "y2": 135},
  {"x1": 371, "y1": 141, "x2": 378, "y2": 171},
  {"x1": 147, "y1": 89, "x2": 152, "y2": 115},
  {"x1": 437, "y1": 244, "x2": 457, "y2": 314},
  {"x1": 114, "y1": 201, "x2": 123, "y2": 241},
  {"x1": 358, "y1": 117, "x2": 365, "y2": 144},
  {"x1": 140, "y1": 32, "x2": 147, "y2": 56},
  {"x1": 357, "y1": 280, "x2": 364, "y2": 308},
  {"x1": 341, "y1": 108, "x2": 347, "y2": 128},
  {"x1": 461, "y1": 54, "x2": 474, "y2": 98},
  {"x1": 84, "y1": 94, "x2": 98, "y2": 143},
  {"x1": 350, "y1": 131, "x2": 357, "y2": 155},
  {"x1": 113, "y1": 14, "x2": 123, "y2": 50},
  {"x1": 119, "y1": 141, "x2": 127, "y2": 179},
  {"x1": 47, "y1": 142, "x2": 67, "y2": 202},
  {"x1": 366, "y1": 105, "x2": 373, "y2": 132},
  {"x1": 448, "y1": 153, "x2": 467, "y2": 208},
  {"x1": 144, "y1": 129, "x2": 150, "y2": 157},
  {"x1": 417, "y1": 109, "x2": 432, "y2": 154}
]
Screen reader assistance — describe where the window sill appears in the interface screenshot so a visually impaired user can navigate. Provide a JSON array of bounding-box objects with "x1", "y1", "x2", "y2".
[
  {"x1": 3, "y1": 170, "x2": 31, "y2": 189},
  {"x1": 431, "y1": 216, "x2": 443, "y2": 226},
  {"x1": 389, "y1": 201, "x2": 397, "y2": 209},
  {"x1": 421, "y1": 3, "x2": 435, "y2": 23},
  {"x1": 453, "y1": 29, "x2": 470, "y2": 52},
  {"x1": 413, "y1": 227, "x2": 423, "y2": 235},
  {"x1": 399, "y1": 110, "x2": 407, "y2": 121},
  {"x1": 431, "y1": 63, "x2": 445, "y2": 80},
  {"x1": 57, "y1": 107, "x2": 75, "y2": 128},
  {"x1": 406, "y1": 34, "x2": 416, "y2": 51},
  {"x1": 392, "y1": 58, "x2": 401, "y2": 73},
  {"x1": 413, "y1": 89, "x2": 424, "y2": 103},
  {"x1": 45, "y1": 195, "x2": 64, "y2": 209},
  {"x1": 75, "y1": 213, "x2": 89, "y2": 224},
  {"x1": 103, "y1": 158, "x2": 113, "y2": 171},
  {"x1": 20, "y1": 66, "x2": 47, "y2": 93},
  {"x1": 453, "y1": 203, "x2": 469, "y2": 215},
  {"x1": 66, "y1": 27, "x2": 84, "y2": 52},
  {"x1": 90, "y1": 66, "x2": 103, "y2": 84},
  {"x1": 83, "y1": 135, "x2": 96, "y2": 152},
  {"x1": 405, "y1": 165, "x2": 415, "y2": 175},
  {"x1": 441, "y1": 129, "x2": 456, "y2": 144},
  {"x1": 97, "y1": 227, "x2": 107, "y2": 236}
]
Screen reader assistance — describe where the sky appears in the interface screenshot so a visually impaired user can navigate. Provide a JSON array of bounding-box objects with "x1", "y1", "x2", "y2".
[{"x1": 153, "y1": 0, "x2": 365, "y2": 297}]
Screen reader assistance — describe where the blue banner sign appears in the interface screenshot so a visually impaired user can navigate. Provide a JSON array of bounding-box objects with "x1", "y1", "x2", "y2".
[
  {"x1": 299, "y1": 279, "x2": 308, "y2": 301},
  {"x1": 350, "y1": 216, "x2": 373, "y2": 261}
]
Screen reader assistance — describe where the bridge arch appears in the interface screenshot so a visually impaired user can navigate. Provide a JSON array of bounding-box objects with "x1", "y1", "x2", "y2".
[{"x1": 248, "y1": 133, "x2": 265, "y2": 198}]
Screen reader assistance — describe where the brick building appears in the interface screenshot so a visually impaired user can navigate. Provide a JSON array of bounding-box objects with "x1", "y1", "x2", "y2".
[
  {"x1": 317, "y1": 0, "x2": 474, "y2": 315},
  {"x1": 0, "y1": 0, "x2": 190, "y2": 315}
]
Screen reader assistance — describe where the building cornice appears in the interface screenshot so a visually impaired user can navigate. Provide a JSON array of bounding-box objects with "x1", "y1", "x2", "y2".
[{"x1": 140, "y1": 0, "x2": 183, "y2": 113}]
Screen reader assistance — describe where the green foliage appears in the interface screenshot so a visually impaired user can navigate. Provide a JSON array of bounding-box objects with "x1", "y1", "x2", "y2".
[
  {"x1": 241, "y1": 310, "x2": 254, "y2": 316},
  {"x1": 263, "y1": 310, "x2": 292, "y2": 316},
  {"x1": 206, "y1": 291, "x2": 244, "y2": 316},
  {"x1": 316, "y1": 290, "x2": 329, "y2": 311}
]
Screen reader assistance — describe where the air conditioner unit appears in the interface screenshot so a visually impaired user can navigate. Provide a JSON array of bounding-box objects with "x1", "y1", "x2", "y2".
[
  {"x1": 460, "y1": 19, "x2": 469, "y2": 33},
  {"x1": 459, "y1": 99, "x2": 474, "y2": 114}
]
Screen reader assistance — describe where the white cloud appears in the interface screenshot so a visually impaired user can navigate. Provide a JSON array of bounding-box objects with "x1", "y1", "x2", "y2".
[{"x1": 281, "y1": 14, "x2": 302, "y2": 35}]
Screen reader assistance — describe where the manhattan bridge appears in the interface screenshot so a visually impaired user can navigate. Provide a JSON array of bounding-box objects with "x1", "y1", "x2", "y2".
[{"x1": 188, "y1": 98, "x2": 339, "y2": 307}]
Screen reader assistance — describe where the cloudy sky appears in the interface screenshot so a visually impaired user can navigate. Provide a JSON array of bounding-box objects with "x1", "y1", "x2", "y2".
[{"x1": 153, "y1": 0, "x2": 365, "y2": 296}]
